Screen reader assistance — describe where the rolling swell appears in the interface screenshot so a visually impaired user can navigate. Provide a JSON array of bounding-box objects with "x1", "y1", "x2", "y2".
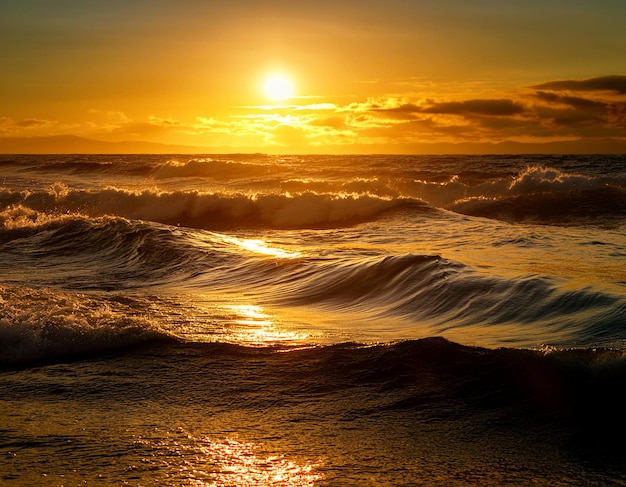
[
  {"x1": 2, "y1": 213, "x2": 625, "y2": 349},
  {"x1": 149, "y1": 161, "x2": 626, "y2": 227},
  {"x1": 151, "y1": 158, "x2": 287, "y2": 180},
  {"x1": 257, "y1": 337, "x2": 626, "y2": 431},
  {"x1": 270, "y1": 252, "x2": 626, "y2": 347},
  {"x1": 4, "y1": 326, "x2": 626, "y2": 444},
  {"x1": 10, "y1": 334, "x2": 625, "y2": 460}
]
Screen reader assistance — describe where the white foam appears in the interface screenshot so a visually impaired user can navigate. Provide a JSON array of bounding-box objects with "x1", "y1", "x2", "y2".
[{"x1": 0, "y1": 286, "x2": 167, "y2": 365}]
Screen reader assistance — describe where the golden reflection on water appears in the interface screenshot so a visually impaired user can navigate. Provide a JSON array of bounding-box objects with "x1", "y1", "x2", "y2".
[
  {"x1": 137, "y1": 430, "x2": 321, "y2": 486},
  {"x1": 194, "y1": 436, "x2": 321, "y2": 487},
  {"x1": 227, "y1": 304, "x2": 309, "y2": 345}
]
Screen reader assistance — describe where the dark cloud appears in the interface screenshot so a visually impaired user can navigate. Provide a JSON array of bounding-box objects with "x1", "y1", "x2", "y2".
[
  {"x1": 607, "y1": 103, "x2": 626, "y2": 124},
  {"x1": 373, "y1": 103, "x2": 420, "y2": 114},
  {"x1": 532, "y1": 75, "x2": 626, "y2": 94},
  {"x1": 536, "y1": 106, "x2": 605, "y2": 126},
  {"x1": 532, "y1": 90, "x2": 626, "y2": 128},
  {"x1": 476, "y1": 116, "x2": 535, "y2": 131},
  {"x1": 421, "y1": 99, "x2": 525, "y2": 116},
  {"x1": 370, "y1": 103, "x2": 421, "y2": 120},
  {"x1": 534, "y1": 91, "x2": 606, "y2": 109}
]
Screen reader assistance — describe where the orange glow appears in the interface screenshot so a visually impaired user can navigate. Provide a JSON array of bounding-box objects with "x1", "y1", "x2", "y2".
[{"x1": 2, "y1": 3, "x2": 626, "y2": 154}]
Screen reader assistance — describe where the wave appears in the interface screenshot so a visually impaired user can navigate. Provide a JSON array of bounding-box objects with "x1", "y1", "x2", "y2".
[
  {"x1": 0, "y1": 185, "x2": 429, "y2": 230},
  {"x1": 3, "y1": 295, "x2": 626, "y2": 397},
  {"x1": 0, "y1": 213, "x2": 233, "y2": 291},
  {"x1": 0, "y1": 285, "x2": 174, "y2": 366},
  {"x1": 305, "y1": 338, "x2": 626, "y2": 448},
  {"x1": 449, "y1": 185, "x2": 626, "y2": 225},
  {"x1": 0, "y1": 155, "x2": 288, "y2": 180},
  {"x1": 442, "y1": 166, "x2": 626, "y2": 225},
  {"x1": 394, "y1": 165, "x2": 625, "y2": 224},
  {"x1": 4, "y1": 329, "x2": 626, "y2": 451},
  {"x1": 149, "y1": 162, "x2": 626, "y2": 226},
  {"x1": 269, "y1": 252, "x2": 626, "y2": 348},
  {"x1": 2, "y1": 214, "x2": 625, "y2": 349},
  {"x1": 151, "y1": 158, "x2": 287, "y2": 180},
  {"x1": 3, "y1": 155, "x2": 625, "y2": 227}
]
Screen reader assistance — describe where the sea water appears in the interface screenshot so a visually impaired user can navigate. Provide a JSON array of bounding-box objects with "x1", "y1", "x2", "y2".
[{"x1": 1, "y1": 154, "x2": 625, "y2": 485}]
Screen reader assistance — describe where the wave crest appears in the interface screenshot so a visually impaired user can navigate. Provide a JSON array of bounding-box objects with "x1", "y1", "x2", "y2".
[
  {"x1": 449, "y1": 186, "x2": 626, "y2": 224},
  {"x1": 152, "y1": 158, "x2": 283, "y2": 180},
  {"x1": 443, "y1": 166, "x2": 626, "y2": 224},
  {"x1": 1, "y1": 185, "x2": 427, "y2": 230}
]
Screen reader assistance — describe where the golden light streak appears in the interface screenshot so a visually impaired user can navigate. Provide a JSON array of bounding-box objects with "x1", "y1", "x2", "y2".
[{"x1": 218, "y1": 234, "x2": 303, "y2": 259}]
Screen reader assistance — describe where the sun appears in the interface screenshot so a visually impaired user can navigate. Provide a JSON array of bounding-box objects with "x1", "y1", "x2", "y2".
[{"x1": 263, "y1": 75, "x2": 294, "y2": 101}]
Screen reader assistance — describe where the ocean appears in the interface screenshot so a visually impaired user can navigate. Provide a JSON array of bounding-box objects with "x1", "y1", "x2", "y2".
[{"x1": 1, "y1": 153, "x2": 625, "y2": 486}]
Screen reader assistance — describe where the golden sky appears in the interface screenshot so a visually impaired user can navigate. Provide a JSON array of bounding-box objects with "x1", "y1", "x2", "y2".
[{"x1": 1, "y1": 0, "x2": 626, "y2": 153}]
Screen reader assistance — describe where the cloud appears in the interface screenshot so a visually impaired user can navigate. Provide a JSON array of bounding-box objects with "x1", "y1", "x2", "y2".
[
  {"x1": 420, "y1": 99, "x2": 525, "y2": 116},
  {"x1": 16, "y1": 118, "x2": 51, "y2": 128},
  {"x1": 308, "y1": 116, "x2": 347, "y2": 129},
  {"x1": 531, "y1": 90, "x2": 626, "y2": 128},
  {"x1": 88, "y1": 110, "x2": 131, "y2": 124},
  {"x1": 532, "y1": 75, "x2": 626, "y2": 94},
  {"x1": 325, "y1": 77, "x2": 626, "y2": 147},
  {"x1": 0, "y1": 117, "x2": 59, "y2": 135},
  {"x1": 109, "y1": 121, "x2": 173, "y2": 138},
  {"x1": 534, "y1": 106, "x2": 605, "y2": 126},
  {"x1": 270, "y1": 124, "x2": 307, "y2": 146},
  {"x1": 534, "y1": 91, "x2": 606, "y2": 110},
  {"x1": 294, "y1": 103, "x2": 338, "y2": 111},
  {"x1": 372, "y1": 103, "x2": 421, "y2": 114},
  {"x1": 369, "y1": 103, "x2": 422, "y2": 121}
]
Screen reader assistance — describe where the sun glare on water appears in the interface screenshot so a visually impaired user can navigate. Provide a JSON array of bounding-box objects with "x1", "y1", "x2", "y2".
[{"x1": 264, "y1": 75, "x2": 295, "y2": 101}]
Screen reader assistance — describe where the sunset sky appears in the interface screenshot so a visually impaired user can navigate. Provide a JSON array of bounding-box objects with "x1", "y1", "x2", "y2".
[{"x1": 2, "y1": 0, "x2": 626, "y2": 153}]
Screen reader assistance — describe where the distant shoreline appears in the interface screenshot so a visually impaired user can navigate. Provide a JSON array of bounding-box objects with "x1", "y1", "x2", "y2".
[{"x1": 2, "y1": 135, "x2": 626, "y2": 155}]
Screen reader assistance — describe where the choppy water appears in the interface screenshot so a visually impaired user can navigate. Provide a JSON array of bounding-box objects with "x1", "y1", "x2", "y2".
[{"x1": 1, "y1": 154, "x2": 625, "y2": 485}]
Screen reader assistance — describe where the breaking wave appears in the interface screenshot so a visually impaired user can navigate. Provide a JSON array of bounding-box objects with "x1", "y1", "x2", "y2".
[
  {"x1": 446, "y1": 166, "x2": 626, "y2": 224},
  {"x1": 0, "y1": 185, "x2": 428, "y2": 230},
  {"x1": 0, "y1": 285, "x2": 174, "y2": 365}
]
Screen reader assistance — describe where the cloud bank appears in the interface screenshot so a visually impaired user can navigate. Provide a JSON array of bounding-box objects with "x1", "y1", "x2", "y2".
[{"x1": 532, "y1": 75, "x2": 626, "y2": 95}]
